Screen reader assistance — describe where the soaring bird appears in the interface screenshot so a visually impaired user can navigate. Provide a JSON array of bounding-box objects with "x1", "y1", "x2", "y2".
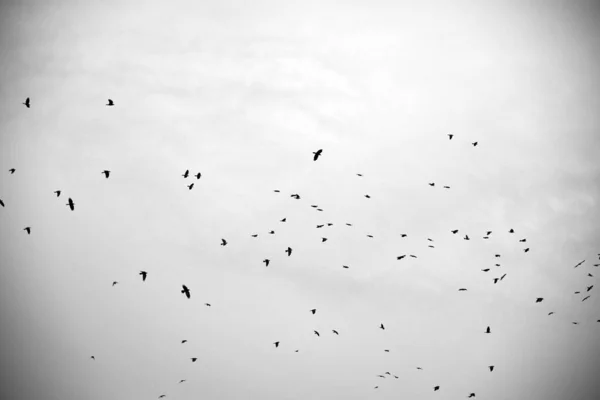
[
  {"x1": 0, "y1": 199, "x2": 4, "y2": 207},
  {"x1": 365, "y1": 194, "x2": 371, "y2": 198},
  {"x1": 54, "y1": 190, "x2": 61, "y2": 197},
  {"x1": 468, "y1": 393, "x2": 476, "y2": 398},
  {"x1": 397, "y1": 255, "x2": 406, "y2": 260},
  {"x1": 448, "y1": 134, "x2": 453, "y2": 140},
  {"x1": 290, "y1": 194, "x2": 300, "y2": 199},
  {"x1": 316, "y1": 225, "x2": 324, "y2": 228},
  {"x1": 536, "y1": 298, "x2": 544, "y2": 303},
  {"x1": 489, "y1": 366, "x2": 494, "y2": 372},
  {"x1": 274, "y1": 342, "x2": 279, "y2": 348},
  {"x1": 263, "y1": 259, "x2": 270, "y2": 267},
  {"x1": 458, "y1": 288, "x2": 467, "y2": 291},
  {"x1": 310, "y1": 309, "x2": 317, "y2": 314},
  {"x1": 410, "y1": 255, "x2": 417, "y2": 258},
  {"x1": 495, "y1": 254, "x2": 501, "y2": 258},
  {"x1": 357, "y1": 173, "x2": 363, "y2": 176},
  {"x1": 191, "y1": 358, "x2": 197, "y2": 362},
  {"x1": 280, "y1": 218, "x2": 286, "y2": 222},
  {"x1": 443, "y1": 186, "x2": 450, "y2": 189},
  {"x1": 268, "y1": 230, "x2": 275, "y2": 234},
  {"x1": 582, "y1": 296, "x2": 590, "y2": 302},
  {"x1": 286, "y1": 247, "x2": 292, "y2": 256},
  {"x1": 485, "y1": 326, "x2": 491, "y2": 334},
  {"x1": 574, "y1": 260, "x2": 585, "y2": 268},
  {"x1": 139, "y1": 271, "x2": 147, "y2": 281},
  {"x1": 428, "y1": 183, "x2": 435, "y2": 187},
  {"x1": 400, "y1": 234, "x2": 407, "y2": 237},
  {"x1": 380, "y1": 323, "x2": 385, "y2": 330},
  {"x1": 181, "y1": 340, "x2": 187, "y2": 344},
  {"x1": 158, "y1": 395, "x2": 165, "y2": 399},
  {"x1": 509, "y1": 229, "x2": 514, "y2": 233},
  {"x1": 106, "y1": 99, "x2": 114, "y2": 106},
  {"x1": 472, "y1": 142, "x2": 478, "y2": 146},
  {"x1": 464, "y1": 235, "x2": 470, "y2": 240},
  {"x1": 416, "y1": 367, "x2": 423, "y2": 370},
  {"x1": 384, "y1": 349, "x2": 390, "y2": 352},
  {"x1": 313, "y1": 149, "x2": 323, "y2": 161},
  {"x1": 486, "y1": 231, "x2": 492, "y2": 235},
  {"x1": 572, "y1": 322, "x2": 579, "y2": 325},
  {"x1": 23, "y1": 97, "x2": 30, "y2": 108},
  {"x1": 102, "y1": 170, "x2": 110, "y2": 178},
  {"x1": 181, "y1": 285, "x2": 191, "y2": 299},
  {"x1": 500, "y1": 274, "x2": 507, "y2": 280},
  {"x1": 332, "y1": 330, "x2": 339, "y2": 335},
  {"x1": 493, "y1": 278, "x2": 499, "y2": 284},
  {"x1": 8, "y1": 168, "x2": 15, "y2": 174},
  {"x1": 587, "y1": 285, "x2": 594, "y2": 292},
  {"x1": 313, "y1": 330, "x2": 320, "y2": 336},
  {"x1": 524, "y1": 248, "x2": 530, "y2": 252},
  {"x1": 481, "y1": 269, "x2": 490, "y2": 272},
  {"x1": 66, "y1": 198, "x2": 75, "y2": 211},
  {"x1": 273, "y1": 189, "x2": 280, "y2": 193},
  {"x1": 24, "y1": 227, "x2": 31, "y2": 235},
  {"x1": 322, "y1": 237, "x2": 328, "y2": 242},
  {"x1": 251, "y1": 234, "x2": 258, "y2": 237},
  {"x1": 179, "y1": 380, "x2": 186, "y2": 384},
  {"x1": 451, "y1": 230, "x2": 459, "y2": 234},
  {"x1": 483, "y1": 236, "x2": 489, "y2": 239},
  {"x1": 187, "y1": 183, "x2": 194, "y2": 190},
  {"x1": 194, "y1": 172, "x2": 201, "y2": 179},
  {"x1": 342, "y1": 265, "x2": 349, "y2": 269},
  {"x1": 519, "y1": 238, "x2": 527, "y2": 242},
  {"x1": 182, "y1": 170, "x2": 189, "y2": 178},
  {"x1": 205, "y1": 303, "x2": 211, "y2": 307},
  {"x1": 327, "y1": 223, "x2": 333, "y2": 226},
  {"x1": 434, "y1": 386, "x2": 440, "y2": 391},
  {"x1": 112, "y1": 281, "x2": 118, "y2": 286},
  {"x1": 548, "y1": 312, "x2": 554, "y2": 316},
  {"x1": 366, "y1": 235, "x2": 373, "y2": 238},
  {"x1": 90, "y1": 356, "x2": 95, "y2": 360},
  {"x1": 221, "y1": 239, "x2": 227, "y2": 246}
]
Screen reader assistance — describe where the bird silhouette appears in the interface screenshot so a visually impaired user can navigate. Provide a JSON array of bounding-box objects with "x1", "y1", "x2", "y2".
[
  {"x1": 191, "y1": 358, "x2": 197, "y2": 362},
  {"x1": 489, "y1": 366, "x2": 494, "y2": 372},
  {"x1": 90, "y1": 356, "x2": 95, "y2": 360},
  {"x1": 221, "y1": 239, "x2": 227, "y2": 246},
  {"x1": 187, "y1": 183, "x2": 194, "y2": 190},
  {"x1": 322, "y1": 237, "x2": 328, "y2": 242},
  {"x1": 182, "y1": 170, "x2": 189, "y2": 178},
  {"x1": 380, "y1": 323, "x2": 385, "y2": 330},
  {"x1": 519, "y1": 238, "x2": 526, "y2": 242},
  {"x1": 194, "y1": 172, "x2": 201, "y2": 179},
  {"x1": 588, "y1": 273, "x2": 594, "y2": 277},
  {"x1": 54, "y1": 190, "x2": 61, "y2": 197},
  {"x1": 112, "y1": 281, "x2": 118, "y2": 286},
  {"x1": 311, "y1": 205, "x2": 318, "y2": 208},
  {"x1": 179, "y1": 380, "x2": 186, "y2": 384},
  {"x1": 434, "y1": 386, "x2": 440, "y2": 391},
  {"x1": 429, "y1": 183, "x2": 435, "y2": 187},
  {"x1": 0, "y1": 199, "x2": 4, "y2": 207},
  {"x1": 574, "y1": 260, "x2": 585, "y2": 268},
  {"x1": 524, "y1": 248, "x2": 530, "y2": 253},
  {"x1": 536, "y1": 298, "x2": 544, "y2": 303},
  {"x1": 286, "y1": 247, "x2": 292, "y2": 256},
  {"x1": 66, "y1": 198, "x2": 75, "y2": 211},
  {"x1": 158, "y1": 395, "x2": 165, "y2": 399},
  {"x1": 481, "y1": 269, "x2": 490, "y2": 272},
  {"x1": 384, "y1": 349, "x2": 390, "y2": 352},
  {"x1": 443, "y1": 186, "x2": 450, "y2": 189},
  {"x1": 291, "y1": 194, "x2": 300, "y2": 199},
  {"x1": 342, "y1": 265, "x2": 349, "y2": 269},
  {"x1": 102, "y1": 170, "x2": 110, "y2": 178},
  {"x1": 273, "y1": 190, "x2": 280, "y2": 193},
  {"x1": 472, "y1": 142, "x2": 478, "y2": 146},
  {"x1": 451, "y1": 230, "x2": 459, "y2": 234},
  {"x1": 365, "y1": 194, "x2": 371, "y2": 198},
  {"x1": 313, "y1": 149, "x2": 323, "y2": 161},
  {"x1": 139, "y1": 271, "x2": 147, "y2": 281},
  {"x1": 458, "y1": 288, "x2": 467, "y2": 291},
  {"x1": 274, "y1": 342, "x2": 279, "y2": 348},
  {"x1": 509, "y1": 229, "x2": 514, "y2": 233},
  {"x1": 205, "y1": 303, "x2": 211, "y2": 307},
  {"x1": 468, "y1": 393, "x2": 476, "y2": 398},
  {"x1": 548, "y1": 312, "x2": 554, "y2": 316},
  {"x1": 400, "y1": 234, "x2": 407, "y2": 237},
  {"x1": 448, "y1": 134, "x2": 453, "y2": 140},
  {"x1": 280, "y1": 218, "x2": 286, "y2": 222},
  {"x1": 181, "y1": 340, "x2": 187, "y2": 344},
  {"x1": 316, "y1": 225, "x2": 324, "y2": 228},
  {"x1": 483, "y1": 236, "x2": 489, "y2": 239},
  {"x1": 493, "y1": 278, "x2": 499, "y2": 284},
  {"x1": 416, "y1": 367, "x2": 423, "y2": 370},
  {"x1": 409, "y1": 255, "x2": 417, "y2": 258},
  {"x1": 263, "y1": 259, "x2": 270, "y2": 267},
  {"x1": 486, "y1": 231, "x2": 492, "y2": 235},
  {"x1": 587, "y1": 285, "x2": 594, "y2": 292},
  {"x1": 495, "y1": 254, "x2": 501, "y2": 258},
  {"x1": 332, "y1": 330, "x2": 339, "y2": 335},
  {"x1": 485, "y1": 326, "x2": 491, "y2": 334},
  {"x1": 268, "y1": 230, "x2": 275, "y2": 234},
  {"x1": 313, "y1": 330, "x2": 320, "y2": 336},
  {"x1": 8, "y1": 168, "x2": 15, "y2": 174},
  {"x1": 327, "y1": 223, "x2": 333, "y2": 226},
  {"x1": 106, "y1": 99, "x2": 114, "y2": 106},
  {"x1": 572, "y1": 322, "x2": 579, "y2": 325},
  {"x1": 357, "y1": 173, "x2": 363, "y2": 176},
  {"x1": 464, "y1": 235, "x2": 470, "y2": 240},
  {"x1": 582, "y1": 296, "x2": 590, "y2": 302},
  {"x1": 500, "y1": 273, "x2": 507, "y2": 280},
  {"x1": 397, "y1": 255, "x2": 406, "y2": 260},
  {"x1": 310, "y1": 309, "x2": 316, "y2": 314},
  {"x1": 366, "y1": 235, "x2": 373, "y2": 238},
  {"x1": 251, "y1": 234, "x2": 258, "y2": 237},
  {"x1": 23, "y1": 97, "x2": 30, "y2": 108},
  {"x1": 181, "y1": 285, "x2": 191, "y2": 299},
  {"x1": 24, "y1": 227, "x2": 31, "y2": 235}
]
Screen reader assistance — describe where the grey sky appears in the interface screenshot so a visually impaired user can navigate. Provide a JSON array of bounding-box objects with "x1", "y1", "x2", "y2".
[{"x1": 1, "y1": 0, "x2": 599, "y2": 399}]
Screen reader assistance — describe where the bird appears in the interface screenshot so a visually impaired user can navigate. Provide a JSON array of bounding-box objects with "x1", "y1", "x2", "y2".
[
  {"x1": 366, "y1": 235, "x2": 373, "y2": 238},
  {"x1": 429, "y1": 245, "x2": 435, "y2": 248},
  {"x1": 443, "y1": 185, "x2": 450, "y2": 189},
  {"x1": 458, "y1": 288, "x2": 467, "y2": 291},
  {"x1": 397, "y1": 255, "x2": 406, "y2": 260},
  {"x1": 54, "y1": 190, "x2": 61, "y2": 197},
  {"x1": 280, "y1": 218, "x2": 286, "y2": 222},
  {"x1": 481, "y1": 269, "x2": 490, "y2": 272},
  {"x1": 464, "y1": 235, "x2": 470, "y2": 240},
  {"x1": 322, "y1": 237, "x2": 328, "y2": 242},
  {"x1": 400, "y1": 234, "x2": 407, "y2": 237},
  {"x1": 23, "y1": 97, "x2": 30, "y2": 108},
  {"x1": 313, "y1": 330, "x2": 320, "y2": 336},
  {"x1": 574, "y1": 260, "x2": 586, "y2": 268},
  {"x1": 181, "y1": 285, "x2": 191, "y2": 299},
  {"x1": 310, "y1": 309, "x2": 317, "y2": 314},
  {"x1": 106, "y1": 99, "x2": 114, "y2": 106},
  {"x1": 221, "y1": 239, "x2": 227, "y2": 246},
  {"x1": 24, "y1": 227, "x2": 31, "y2": 235},
  {"x1": 409, "y1": 255, "x2": 417, "y2": 258},
  {"x1": 468, "y1": 393, "x2": 476, "y2": 398},
  {"x1": 486, "y1": 231, "x2": 492, "y2": 235},
  {"x1": 587, "y1": 285, "x2": 594, "y2": 292},
  {"x1": 485, "y1": 326, "x2": 491, "y2": 334},
  {"x1": 416, "y1": 367, "x2": 423, "y2": 370},
  {"x1": 519, "y1": 238, "x2": 527, "y2": 242},
  {"x1": 342, "y1": 265, "x2": 349, "y2": 269},
  {"x1": 332, "y1": 330, "x2": 339, "y2": 335},
  {"x1": 263, "y1": 259, "x2": 270, "y2": 267},
  {"x1": 8, "y1": 168, "x2": 15, "y2": 174},
  {"x1": 327, "y1": 223, "x2": 333, "y2": 226},
  {"x1": 394, "y1": 375, "x2": 399, "y2": 379},
  {"x1": 112, "y1": 281, "x2": 118, "y2": 286},
  {"x1": 205, "y1": 303, "x2": 211, "y2": 307},
  {"x1": 365, "y1": 194, "x2": 371, "y2": 198},
  {"x1": 427, "y1": 238, "x2": 433, "y2": 242},
  {"x1": 582, "y1": 296, "x2": 590, "y2": 302},
  {"x1": 385, "y1": 372, "x2": 391, "y2": 375},
  {"x1": 589, "y1": 273, "x2": 594, "y2": 277},
  {"x1": 158, "y1": 395, "x2": 165, "y2": 399},
  {"x1": 377, "y1": 375, "x2": 385, "y2": 378},
  {"x1": 273, "y1": 190, "x2": 280, "y2": 193},
  {"x1": 451, "y1": 230, "x2": 459, "y2": 234},
  {"x1": 66, "y1": 198, "x2": 75, "y2": 211},
  {"x1": 548, "y1": 312, "x2": 554, "y2": 316},
  {"x1": 274, "y1": 342, "x2": 279, "y2": 348},
  {"x1": 495, "y1": 254, "x2": 501, "y2": 258},
  {"x1": 313, "y1": 149, "x2": 323, "y2": 161},
  {"x1": 268, "y1": 230, "x2": 275, "y2": 234},
  {"x1": 182, "y1": 170, "x2": 189, "y2": 178},
  {"x1": 191, "y1": 358, "x2": 197, "y2": 362},
  {"x1": 251, "y1": 234, "x2": 258, "y2": 237},
  {"x1": 357, "y1": 173, "x2": 363, "y2": 177},
  {"x1": 384, "y1": 349, "x2": 390, "y2": 352},
  {"x1": 500, "y1": 274, "x2": 507, "y2": 280},
  {"x1": 493, "y1": 278, "x2": 499, "y2": 284},
  {"x1": 434, "y1": 386, "x2": 440, "y2": 391},
  {"x1": 179, "y1": 380, "x2": 186, "y2": 384},
  {"x1": 472, "y1": 142, "x2": 478, "y2": 146},
  {"x1": 90, "y1": 356, "x2": 95, "y2": 360},
  {"x1": 572, "y1": 322, "x2": 579, "y2": 325},
  {"x1": 311, "y1": 205, "x2": 318, "y2": 208},
  {"x1": 102, "y1": 170, "x2": 110, "y2": 178},
  {"x1": 187, "y1": 183, "x2": 194, "y2": 190},
  {"x1": 139, "y1": 271, "x2": 147, "y2": 281},
  {"x1": 194, "y1": 172, "x2": 201, "y2": 179},
  {"x1": 524, "y1": 248, "x2": 530, "y2": 253},
  {"x1": 290, "y1": 194, "x2": 300, "y2": 199},
  {"x1": 536, "y1": 298, "x2": 544, "y2": 303},
  {"x1": 316, "y1": 224, "x2": 324, "y2": 228},
  {"x1": 0, "y1": 199, "x2": 4, "y2": 207},
  {"x1": 489, "y1": 366, "x2": 494, "y2": 372},
  {"x1": 483, "y1": 236, "x2": 489, "y2": 239},
  {"x1": 448, "y1": 134, "x2": 453, "y2": 140},
  {"x1": 181, "y1": 340, "x2": 187, "y2": 344},
  {"x1": 380, "y1": 323, "x2": 385, "y2": 330},
  {"x1": 428, "y1": 183, "x2": 435, "y2": 187},
  {"x1": 286, "y1": 247, "x2": 292, "y2": 256},
  {"x1": 509, "y1": 229, "x2": 514, "y2": 233}
]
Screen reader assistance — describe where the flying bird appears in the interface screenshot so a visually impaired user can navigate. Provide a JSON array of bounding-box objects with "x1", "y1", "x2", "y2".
[
  {"x1": 519, "y1": 238, "x2": 527, "y2": 242},
  {"x1": 434, "y1": 386, "x2": 440, "y2": 391},
  {"x1": 194, "y1": 172, "x2": 201, "y2": 179},
  {"x1": 384, "y1": 349, "x2": 390, "y2": 352},
  {"x1": 380, "y1": 323, "x2": 385, "y2": 330},
  {"x1": 66, "y1": 198, "x2": 75, "y2": 211},
  {"x1": 205, "y1": 303, "x2": 211, "y2": 307},
  {"x1": 587, "y1": 285, "x2": 594, "y2": 292},
  {"x1": 410, "y1": 255, "x2": 417, "y2": 258},
  {"x1": 139, "y1": 271, "x2": 147, "y2": 281},
  {"x1": 485, "y1": 326, "x2": 491, "y2": 334},
  {"x1": 495, "y1": 254, "x2": 501, "y2": 258},
  {"x1": 90, "y1": 356, "x2": 95, "y2": 360},
  {"x1": 0, "y1": 199, "x2": 4, "y2": 207},
  {"x1": 158, "y1": 395, "x2": 165, "y2": 399},
  {"x1": 524, "y1": 248, "x2": 530, "y2": 253},
  {"x1": 181, "y1": 340, "x2": 187, "y2": 344},
  {"x1": 274, "y1": 342, "x2": 279, "y2": 348},
  {"x1": 182, "y1": 170, "x2": 189, "y2": 178},
  {"x1": 448, "y1": 134, "x2": 453, "y2": 140},
  {"x1": 102, "y1": 170, "x2": 110, "y2": 178},
  {"x1": 451, "y1": 230, "x2": 459, "y2": 234},
  {"x1": 509, "y1": 229, "x2": 514, "y2": 233},
  {"x1": 489, "y1": 366, "x2": 494, "y2": 372},
  {"x1": 458, "y1": 288, "x2": 467, "y2": 291},
  {"x1": 443, "y1": 186, "x2": 450, "y2": 189},
  {"x1": 112, "y1": 281, "x2": 118, "y2": 286},
  {"x1": 322, "y1": 237, "x2": 328, "y2": 242},
  {"x1": 221, "y1": 239, "x2": 227, "y2": 246},
  {"x1": 187, "y1": 183, "x2": 194, "y2": 190},
  {"x1": 365, "y1": 194, "x2": 371, "y2": 198},
  {"x1": 286, "y1": 247, "x2": 292, "y2": 256},
  {"x1": 582, "y1": 296, "x2": 590, "y2": 302},
  {"x1": 181, "y1": 285, "x2": 191, "y2": 299},
  {"x1": 313, "y1": 330, "x2": 320, "y2": 336},
  {"x1": 500, "y1": 273, "x2": 507, "y2": 280},
  {"x1": 397, "y1": 255, "x2": 406, "y2": 260},
  {"x1": 106, "y1": 99, "x2": 114, "y2": 106},
  {"x1": 273, "y1": 190, "x2": 280, "y2": 193},
  {"x1": 468, "y1": 394, "x2": 476, "y2": 398},
  {"x1": 464, "y1": 235, "x2": 470, "y2": 240},
  {"x1": 268, "y1": 230, "x2": 275, "y2": 234},
  {"x1": 486, "y1": 231, "x2": 492, "y2": 235},
  {"x1": 263, "y1": 259, "x2": 270, "y2": 267},
  {"x1": 316, "y1": 225, "x2": 324, "y2": 228},
  {"x1": 574, "y1": 260, "x2": 585, "y2": 268},
  {"x1": 332, "y1": 330, "x2": 339, "y2": 335},
  {"x1": 493, "y1": 278, "x2": 499, "y2": 284},
  {"x1": 290, "y1": 194, "x2": 300, "y2": 199},
  {"x1": 536, "y1": 298, "x2": 543, "y2": 303},
  {"x1": 54, "y1": 190, "x2": 61, "y2": 197},
  {"x1": 313, "y1": 149, "x2": 323, "y2": 161},
  {"x1": 280, "y1": 218, "x2": 286, "y2": 222},
  {"x1": 179, "y1": 380, "x2": 186, "y2": 384},
  {"x1": 342, "y1": 265, "x2": 349, "y2": 269},
  {"x1": 366, "y1": 235, "x2": 373, "y2": 238},
  {"x1": 310, "y1": 309, "x2": 316, "y2": 314},
  {"x1": 24, "y1": 227, "x2": 31, "y2": 235},
  {"x1": 23, "y1": 97, "x2": 30, "y2": 108},
  {"x1": 548, "y1": 312, "x2": 554, "y2": 316},
  {"x1": 400, "y1": 234, "x2": 407, "y2": 237},
  {"x1": 191, "y1": 358, "x2": 197, "y2": 362},
  {"x1": 429, "y1": 183, "x2": 435, "y2": 187},
  {"x1": 356, "y1": 173, "x2": 363, "y2": 176},
  {"x1": 481, "y1": 269, "x2": 490, "y2": 272},
  {"x1": 472, "y1": 142, "x2": 478, "y2": 146},
  {"x1": 251, "y1": 234, "x2": 258, "y2": 237}
]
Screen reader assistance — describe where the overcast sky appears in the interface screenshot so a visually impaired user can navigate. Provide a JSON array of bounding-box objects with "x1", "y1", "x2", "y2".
[{"x1": 1, "y1": 0, "x2": 600, "y2": 399}]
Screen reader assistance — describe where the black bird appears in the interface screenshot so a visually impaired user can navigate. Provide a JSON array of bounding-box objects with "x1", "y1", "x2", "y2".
[
  {"x1": 394, "y1": 375, "x2": 399, "y2": 379},
  {"x1": 102, "y1": 170, "x2": 110, "y2": 178},
  {"x1": 486, "y1": 231, "x2": 492, "y2": 235},
  {"x1": 366, "y1": 235, "x2": 373, "y2": 238},
  {"x1": 251, "y1": 234, "x2": 258, "y2": 237},
  {"x1": 112, "y1": 281, "x2": 118, "y2": 286},
  {"x1": 400, "y1": 234, "x2": 407, "y2": 237},
  {"x1": 187, "y1": 183, "x2": 194, "y2": 190},
  {"x1": 464, "y1": 235, "x2": 470, "y2": 240},
  {"x1": 66, "y1": 198, "x2": 75, "y2": 211},
  {"x1": 313, "y1": 149, "x2": 323, "y2": 161},
  {"x1": 380, "y1": 323, "x2": 385, "y2": 330},
  {"x1": 495, "y1": 264, "x2": 501, "y2": 267},
  {"x1": 8, "y1": 168, "x2": 15, "y2": 174},
  {"x1": 191, "y1": 358, "x2": 197, "y2": 362},
  {"x1": 483, "y1": 236, "x2": 489, "y2": 239},
  {"x1": 23, "y1": 97, "x2": 30, "y2": 108},
  {"x1": 327, "y1": 223, "x2": 333, "y2": 226},
  {"x1": 481, "y1": 268, "x2": 490, "y2": 272},
  {"x1": 24, "y1": 227, "x2": 31, "y2": 235},
  {"x1": 0, "y1": 199, "x2": 4, "y2": 207},
  {"x1": 416, "y1": 367, "x2": 423, "y2": 370},
  {"x1": 458, "y1": 288, "x2": 467, "y2": 291},
  {"x1": 468, "y1": 394, "x2": 476, "y2": 398},
  {"x1": 54, "y1": 190, "x2": 61, "y2": 197},
  {"x1": 342, "y1": 265, "x2": 349, "y2": 269},
  {"x1": 587, "y1": 285, "x2": 593, "y2": 292},
  {"x1": 357, "y1": 173, "x2": 363, "y2": 177},
  {"x1": 572, "y1": 322, "x2": 579, "y2": 325},
  {"x1": 574, "y1": 260, "x2": 585, "y2": 268},
  {"x1": 291, "y1": 194, "x2": 300, "y2": 199},
  {"x1": 472, "y1": 142, "x2": 478, "y2": 146},
  {"x1": 448, "y1": 134, "x2": 453, "y2": 140},
  {"x1": 495, "y1": 254, "x2": 501, "y2": 258},
  {"x1": 194, "y1": 172, "x2": 201, "y2": 179},
  {"x1": 384, "y1": 349, "x2": 390, "y2": 352},
  {"x1": 311, "y1": 205, "x2": 318, "y2": 208},
  {"x1": 274, "y1": 342, "x2": 279, "y2": 348},
  {"x1": 434, "y1": 386, "x2": 440, "y2": 391},
  {"x1": 443, "y1": 186, "x2": 450, "y2": 189},
  {"x1": 181, "y1": 340, "x2": 187, "y2": 344},
  {"x1": 182, "y1": 170, "x2": 189, "y2": 178},
  {"x1": 500, "y1": 274, "x2": 507, "y2": 280},
  {"x1": 263, "y1": 259, "x2": 270, "y2": 267},
  {"x1": 139, "y1": 271, "x2": 147, "y2": 281},
  {"x1": 575, "y1": 291, "x2": 581, "y2": 294},
  {"x1": 536, "y1": 298, "x2": 543, "y2": 303},
  {"x1": 397, "y1": 255, "x2": 406, "y2": 260},
  {"x1": 273, "y1": 190, "x2": 280, "y2": 193},
  {"x1": 179, "y1": 380, "x2": 186, "y2": 383},
  {"x1": 365, "y1": 194, "x2": 371, "y2": 198},
  {"x1": 409, "y1": 255, "x2": 417, "y2": 258},
  {"x1": 181, "y1": 285, "x2": 191, "y2": 299},
  {"x1": 158, "y1": 395, "x2": 165, "y2": 399},
  {"x1": 493, "y1": 278, "x2": 499, "y2": 284},
  {"x1": 281, "y1": 218, "x2": 286, "y2": 222},
  {"x1": 221, "y1": 239, "x2": 227, "y2": 246},
  {"x1": 310, "y1": 309, "x2": 317, "y2": 314},
  {"x1": 316, "y1": 225, "x2": 324, "y2": 228},
  {"x1": 451, "y1": 230, "x2": 459, "y2": 234},
  {"x1": 589, "y1": 273, "x2": 594, "y2": 277},
  {"x1": 286, "y1": 247, "x2": 292, "y2": 256},
  {"x1": 548, "y1": 312, "x2": 554, "y2": 316},
  {"x1": 489, "y1": 366, "x2": 494, "y2": 372},
  {"x1": 205, "y1": 303, "x2": 211, "y2": 307},
  {"x1": 90, "y1": 356, "x2": 95, "y2": 360},
  {"x1": 429, "y1": 183, "x2": 435, "y2": 187},
  {"x1": 322, "y1": 237, "x2": 328, "y2": 242},
  {"x1": 485, "y1": 326, "x2": 491, "y2": 334},
  {"x1": 582, "y1": 296, "x2": 590, "y2": 302},
  {"x1": 519, "y1": 238, "x2": 526, "y2": 242},
  {"x1": 509, "y1": 229, "x2": 514, "y2": 233},
  {"x1": 313, "y1": 330, "x2": 320, "y2": 336},
  {"x1": 524, "y1": 248, "x2": 530, "y2": 253},
  {"x1": 106, "y1": 99, "x2": 114, "y2": 106},
  {"x1": 268, "y1": 230, "x2": 275, "y2": 234},
  {"x1": 332, "y1": 330, "x2": 339, "y2": 335}
]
